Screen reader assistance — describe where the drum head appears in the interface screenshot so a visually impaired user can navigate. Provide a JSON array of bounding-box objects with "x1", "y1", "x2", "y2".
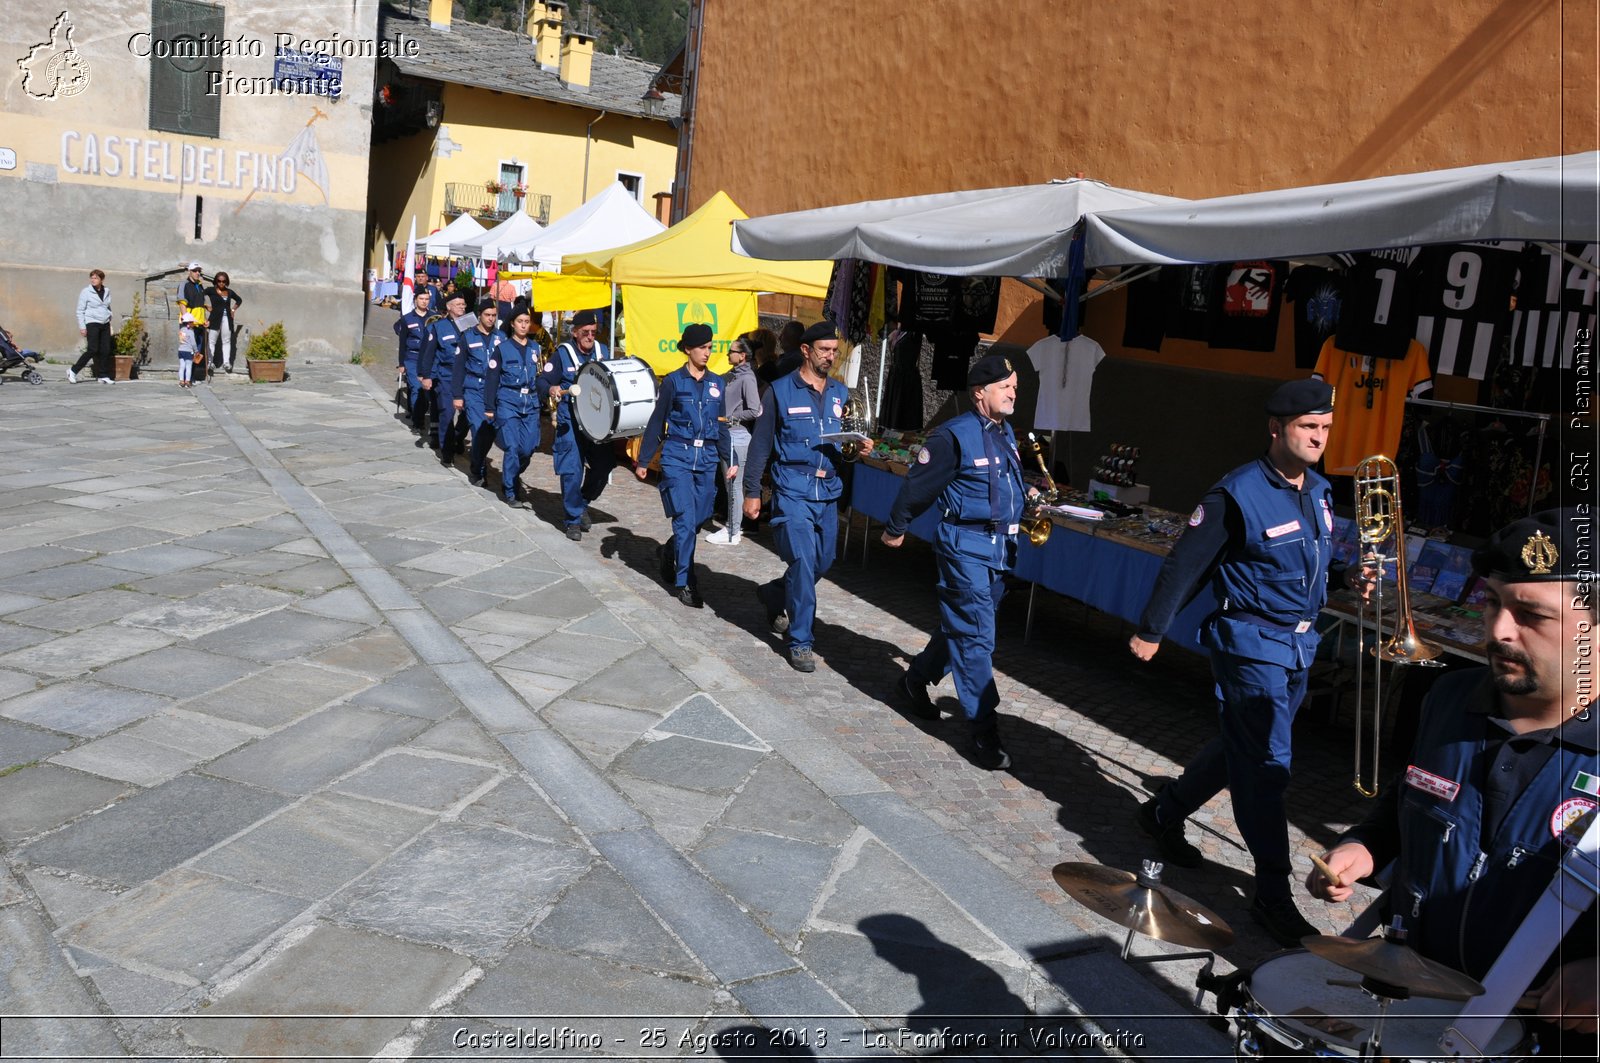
[
  {"x1": 573, "y1": 360, "x2": 617, "y2": 443},
  {"x1": 1241, "y1": 950, "x2": 1525, "y2": 1059}
]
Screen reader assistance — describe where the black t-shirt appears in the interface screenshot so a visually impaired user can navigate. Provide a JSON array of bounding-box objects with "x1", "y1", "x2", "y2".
[
  {"x1": 1207, "y1": 259, "x2": 1286, "y2": 353},
  {"x1": 1285, "y1": 265, "x2": 1344, "y2": 369},
  {"x1": 1121, "y1": 268, "x2": 1166, "y2": 352},
  {"x1": 1334, "y1": 248, "x2": 1419, "y2": 359},
  {"x1": 1165, "y1": 264, "x2": 1219, "y2": 342},
  {"x1": 1411, "y1": 241, "x2": 1520, "y2": 379},
  {"x1": 1511, "y1": 241, "x2": 1599, "y2": 368}
]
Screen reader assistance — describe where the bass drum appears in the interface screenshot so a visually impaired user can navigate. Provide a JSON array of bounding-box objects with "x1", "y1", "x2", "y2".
[
  {"x1": 1232, "y1": 950, "x2": 1529, "y2": 1060},
  {"x1": 573, "y1": 357, "x2": 657, "y2": 443}
]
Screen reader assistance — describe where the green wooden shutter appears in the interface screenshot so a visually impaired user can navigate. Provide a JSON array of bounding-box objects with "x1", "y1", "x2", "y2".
[{"x1": 148, "y1": 0, "x2": 224, "y2": 138}]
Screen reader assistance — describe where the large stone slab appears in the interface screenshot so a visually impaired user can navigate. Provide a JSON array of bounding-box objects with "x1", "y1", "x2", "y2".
[
  {"x1": 692, "y1": 827, "x2": 839, "y2": 940},
  {"x1": 97, "y1": 544, "x2": 227, "y2": 575},
  {"x1": 501, "y1": 577, "x2": 602, "y2": 620},
  {"x1": 717, "y1": 757, "x2": 858, "y2": 846},
  {"x1": 189, "y1": 610, "x2": 365, "y2": 663},
  {"x1": 458, "y1": 776, "x2": 579, "y2": 844},
  {"x1": 564, "y1": 647, "x2": 695, "y2": 711},
  {"x1": 0, "y1": 562, "x2": 143, "y2": 600},
  {"x1": 815, "y1": 840, "x2": 999, "y2": 958},
  {"x1": 449, "y1": 563, "x2": 568, "y2": 598},
  {"x1": 0, "y1": 544, "x2": 94, "y2": 578},
  {"x1": 333, "y1": 752, "x2": 500, "y2": 811},
  {"x1": 0, "y1": 666, "x2": 39, "y2": 700},
  {"x1": 308, "y1": 629, "x2": 415, "y2": 678},
  {"x1": 94, "y1": 646, "x2": 261, "y2": 699},
  {"x1": 206, "y1": 704, "x2": 427, "y2": 794},
  {"x1": 117, "y1": 710, "x2": 255, "y2": 759},
  {"x1": 181, "y1": 922, "x2": 474, "y2": 1061},
  {"x1": 179, "y1": 525, "x2": 300, "y2": 555},
  {"x1": 183, "y1": 663, "x2": 371, "y2": 729},
  {"x1": 0, "y1": 907, "x2": 128, "y2": 1059},
  {"x1": 531, "y1": 864, "x2": 705, "y2": 978},
  {"x1": 0, "y1": 764, "x2": 129, "y2": 845},
  {"x1": 0, "y1": 624, "x2": 176, "y2": 678},
  {"x1": 64, "y1": 869, "x2": 307, "y2": 982},
  {"x1": 115, "y1": 585, "x2": 295, "y2": 638},
  {"x1": 0, "y1": 718, "x2": 74, "y2": 769},
  {"x1": 330, "y1": 824, "x2": 589, "y2": 955},
  {"x1": 493, "y1": 631, "x2": 634, "y2": 682},
  {"x1": 8, "y1": 588, "x2": 166, "y2": 633},
  {"x1": 409, "y1": 715, "x2": 514, "y2": 766},
  {"x1": 195, "y1": 793, "x2": 431, "y2": 900},
  {"x1": 48, "y1": 732, "x2": 203, "y2": 786},
  {"x1": 613, "y1": 735, "x2": 764, "y2": 794},
  {"x1": 17, "y1": 773, "x2": 290, "y2": 885},
  {"x1": 296, "y1": 586, "x2": 381, "y2": 625},
  {"x1": 0, "y1": 622, "x2": 52, "y2": 655},
  {"x1": 655, "y1": 693, "x2": 766, "y2": 749},
  {"x1": 543, "y1": 699, "x2": 660, "y2": 768},
  {"x1": 346, "y1": 663, "x2": 460, "y2": 719},
  {"x1": 257, "y1": 559, "x2": 351, "y2": 595},
  {"x1": 0, "y1": 681, "x2": 173, "y2": 737},
  {"x1": 611, "y1": 774, "x2": 728, "y2": 849}
]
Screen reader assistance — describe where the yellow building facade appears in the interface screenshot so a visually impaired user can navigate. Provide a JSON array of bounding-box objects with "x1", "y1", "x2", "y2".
[{"x1": 368, "y1": 1, "x2": 678, "y2": 270}]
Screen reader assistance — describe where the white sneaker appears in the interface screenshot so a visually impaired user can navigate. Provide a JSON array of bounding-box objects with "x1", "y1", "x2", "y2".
[
  {"x1": 98, "y1": 377, "x2": 113, "y2": 384},
  {"x1": 66, "y1": 368, "x2": 77, "y2": 383},
  {"x1": 704, "y1": 528, "x2": 741, "y2": 546}
]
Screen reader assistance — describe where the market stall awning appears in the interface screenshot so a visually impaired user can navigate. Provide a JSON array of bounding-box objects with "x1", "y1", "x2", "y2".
[
  {"x1": 729, "y1": 179, "x2": 1186, "y2": 277},
  {"x1": 507, "y1": 181, "x2": 665, "y2": 271},
  {"x1": 451, "y1": 211, "x2": 545, "y2": 260},
  {"x1": 1082, "y1": 152, "x2": 1600, "y2": 267},
  {"x1": 424, "y1": 213, "x2": 486, "y2": 258},
  {"x1": 563, "y1": 190, "x2": 831, "y2": 299}
]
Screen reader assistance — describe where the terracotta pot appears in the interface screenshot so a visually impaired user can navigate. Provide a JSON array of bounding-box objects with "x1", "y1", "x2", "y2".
[
  {"x1": 112, "y1": 354, "x2": 135, "y2": 381},
  {"x1": 246, "y1": 358, "x2": 286, "y2": 382}
]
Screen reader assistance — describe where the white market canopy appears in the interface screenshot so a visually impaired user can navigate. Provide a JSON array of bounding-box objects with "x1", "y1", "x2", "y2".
[
  {"x1": 506, "y1": 181, "x2": 665, "y2": 271},
  {"x1": 1083, "y1": 151, "x2": 1600, "y2": 267},
  {"x1": 451, "y1": 211, "x2": 545, "y2": 260},
  {"x1": 424, "y1": 213, "x2": 486, "y2": 258},
  {"x1": 729, "y1": 179, "x2": 1186, "y2": 277}
]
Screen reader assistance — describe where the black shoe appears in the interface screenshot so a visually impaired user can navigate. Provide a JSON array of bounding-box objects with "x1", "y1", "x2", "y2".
[
  {"x1": 415, "y1": 437, "x2": 427, "y2": 448},
  {"x1": 504, "y1": 495, "x2": 531, "y2": 510},
  {"x1": 1136, "y1": 798, "x2": 1203, "y2": 868},
  {"x1": 564, "y1": 525, "x2": 582, "y2": 541},
  {"x1": 1250, "y1": 896, "x2": 1321, "y2": 948},
  {"x1": 899, "y1": 670, "x2": 938, "y2": 720},
  {"x1": 676, "y1": 584, "x2": 703, "y2": 609},
  {"x1": 971, "y1": 729, "x2": 1011, "y2": 771},
  {"x1": 756, "y1": 584, "x2": 789, "y2": 634},
  {"x1": 439, "y1": 455, "x2": 453, "y2": 468},
  {"x1": 469, "y1": 476, "x2": 485, "y2": 489},
  {"x1": 788, "y1": 647, "x2": 816, "y2": 673},
  {"x1": 578, "y1": 511, "x2": 592, "y2": 532}
]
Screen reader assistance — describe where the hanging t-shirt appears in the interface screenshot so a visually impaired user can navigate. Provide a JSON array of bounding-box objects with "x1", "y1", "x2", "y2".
[
  {"x1": 899, "y1": 271, "x2": 959, "y2": 328},
  {"x1": 1029, "y1": 334, "x2": 1106, "y2": 432},
  {"x1": 1121, "y1": 268, "x2": 1166, "y2": 352},
  {"x1": 960, "y1": 277, "x2": 1001, "y2": 334},
  {"x1": 929, "y1": 326, "x2": 978, "y2": 390},
  {"x1": 1511, "y1": 241, "x2": 1599, "y2": 368},
  {"x1": 1207, "y1": 259, "x2": 1286, "y2": 352},
  {"x1": 1334, "y1": 248, "x2": 1419, "y2": 359},
  {"x1": 1313, "y1": 336, "x2": 1433, "y2": 475},
  {"x1": 1166, "y1": 264, "x2": 1219, "y2": 341},
  {"x1": 1411, "y1": 241, "x2": 1520, "y2": 380},
  {"x1": 1284, "y1": 266, "x2": 1345, "y2": 369}
]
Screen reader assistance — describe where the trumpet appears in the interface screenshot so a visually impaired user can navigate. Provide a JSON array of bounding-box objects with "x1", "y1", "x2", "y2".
[
  {"x1": 1352, "y1": 454, "x2": 1444, "y2": 798},
  {"x1": 1020, "y1": 432, "x2": 1060, "y2": 545}
]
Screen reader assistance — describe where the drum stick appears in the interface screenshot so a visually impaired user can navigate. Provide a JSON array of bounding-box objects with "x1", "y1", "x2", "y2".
[
  {"x1": 567, "y1": 384, "x2": 581, "y2": 396},
  {"x1": 1309, "y1": 853, "x2": 1344, "y2": 888}
]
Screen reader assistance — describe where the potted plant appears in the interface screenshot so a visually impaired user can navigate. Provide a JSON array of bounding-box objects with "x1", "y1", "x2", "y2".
[
  {"x1": 112, "y1": 293, "x2": 145, "y2": 380},
  {"x1": 512, "y1": 182, "x2": 528, "y2": 200},
  {"x1": 485, "y1": 179, "x2": 506, "y2": 195},
  {"x1": 245, "y1": 321, "x2": 288, "y2": 382}
]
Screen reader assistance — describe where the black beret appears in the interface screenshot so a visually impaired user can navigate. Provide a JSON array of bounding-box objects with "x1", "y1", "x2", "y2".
[
  {"x1": 475, "y1": 298, "x2": 497, "y2": 315},
  {"x1": 572, "y1": 309, "x2": 598, "y2": 329},
  {"x1": 443, "y1": 290, "x2": 466, "y2": 305},
  {"x1": 678, "y1": 322, "x2": 713, "y2": 350},
  {"x1": 1472, "y1": 507, "x2": 1590, "y2": 582},
  {"x1": 1265, "y1": 377, "x2": 1335, "y2": 417},
  {"x1": 967, "y1": 353, "x2": 1017, "y2": 388},
  {"x1": 800, "y1": 320, "x2": 838, "y2": 346}
]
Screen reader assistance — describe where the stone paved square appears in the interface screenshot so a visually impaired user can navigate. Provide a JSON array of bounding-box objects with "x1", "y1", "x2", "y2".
[
  {"x1": 0, "y1": 765, "x2": 130, "y2": 845},
  {"x1": 93, "y1": 645, "x2": 262, "y2": 699},
  {"x1": 0, "y1": 680, "x2": 172, "y2": 737},
  {"x1": 333, "y1": 752, "x2": 500, "y2": 811},
  {"x1": 184, "y1": 663, "x2": 373, "y2": 729}
]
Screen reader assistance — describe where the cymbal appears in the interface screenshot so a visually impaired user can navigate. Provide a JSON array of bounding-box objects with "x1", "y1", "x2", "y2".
[
  {"x1": 1051, "y1": 861, "x2": 1234, "y2": 950},
  {"x1": 1303, "y1": 935, "x2": 1486, "y2": 1001}
]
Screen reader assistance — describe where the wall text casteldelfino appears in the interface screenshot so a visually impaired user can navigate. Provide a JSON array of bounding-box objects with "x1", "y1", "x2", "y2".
[
  {"x1": 126, "y1": 31, "x2": 418, "y2": 59},
  {"x1": 59, "y1": 131, "x2": 305, "y2": 195}
]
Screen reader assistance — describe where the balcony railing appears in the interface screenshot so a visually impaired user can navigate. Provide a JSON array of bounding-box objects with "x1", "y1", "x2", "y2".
[{"x1": 443, "y1": 183, "x2": 552, "y2": 226}]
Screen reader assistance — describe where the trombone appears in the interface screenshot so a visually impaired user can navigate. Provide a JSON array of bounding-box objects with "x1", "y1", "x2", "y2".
[
  {"x1": 1351, "y1": 454, "x2": 1444, "y2": 797},
  {"x1": 1020, "y1": 432, "x2": 1060, "y2": 545}
]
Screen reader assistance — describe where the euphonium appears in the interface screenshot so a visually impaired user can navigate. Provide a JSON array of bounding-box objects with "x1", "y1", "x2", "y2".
[{"x1": 1351, "y1": 454, "x2": 1444, "y2": 798}]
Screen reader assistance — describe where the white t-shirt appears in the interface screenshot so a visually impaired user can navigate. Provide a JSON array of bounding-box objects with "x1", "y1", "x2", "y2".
[{"x1": 1029, "y1": 334, "x2": 1105, "y2": 431}]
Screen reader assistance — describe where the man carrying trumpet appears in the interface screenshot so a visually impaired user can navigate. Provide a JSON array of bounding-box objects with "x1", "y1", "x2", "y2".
[
  {"x1": 882, "y1": 354, "x2": 1029, "y2": 772},
  {"x1": 1128, "y1": 377, "x2": 1373, "y2": 946}
]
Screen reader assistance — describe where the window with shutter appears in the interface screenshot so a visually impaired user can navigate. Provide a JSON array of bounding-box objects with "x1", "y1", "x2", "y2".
[{"x1": 148, "y1": 0, "x2": 224, "y2": 138}]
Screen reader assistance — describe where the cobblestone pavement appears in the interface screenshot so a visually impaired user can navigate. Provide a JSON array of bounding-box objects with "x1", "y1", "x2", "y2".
[{"x1": 0, "y1": 322, "x2": 1389, "y2": 1062}]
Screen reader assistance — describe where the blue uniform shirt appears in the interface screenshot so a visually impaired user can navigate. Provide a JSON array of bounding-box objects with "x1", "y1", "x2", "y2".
[
  {"x1": 638, "y1": 366, "x2": 732, "y2": 472},
  {"x1": 451, "y1": 325, "x2": 497, "y2": 395},
  {"x1": 394, "y1": 309, "x2": 428, "y2": 365},
  {"x1": 484, "y1": 334, "x2": 542, "y2": 419},
  {"x1": 536, "y1": 340, "x2": 610, "y2": 431},
  {"x1": 742, "y1": 369, "x2": 852, "y2": 503},
  {"x1": 418, "y1": 316, "x2": 463, "y2": 381}
]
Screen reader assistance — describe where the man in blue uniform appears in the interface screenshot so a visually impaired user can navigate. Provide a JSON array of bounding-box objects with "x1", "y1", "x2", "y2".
[
  {"x1": 1129, "y1": 377, "x2": 1364, "y2": 946},
  {"x1": 450, "y1": 300, "x2": 500, "y2": 488},
  {"x1": 393, "y1": 289, "x2": 433, "y2": 439},
  {"x1": 418, "y1": 290, "x2": 468, "y2": 465},
  {"x1": 537, "y1": 309, "x2": 616, "y2": 542},
  {"x1": 636, "y1": 323, "x2": 736, "y2": 608},
  {"x1": 741, "y1": 321, "x2": 853, "y2": 673},
  {"x1": 881, "y1": 354, "x2": 1027, "y2": 771},
  {"x1": 1309, "y1": 508, "x2": 1597, "y2": 1052},
  {"x1": 483, "y1": 306, "x2": 543, "y2": 509}
]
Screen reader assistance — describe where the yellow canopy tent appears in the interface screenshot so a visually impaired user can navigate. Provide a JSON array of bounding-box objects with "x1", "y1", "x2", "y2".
[{"x1": 535, "y1": 191, "x2": 831, "y2": 374}]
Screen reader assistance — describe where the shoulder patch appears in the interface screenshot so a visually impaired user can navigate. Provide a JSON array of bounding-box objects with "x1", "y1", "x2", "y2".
[
  {"x1": 487, "y1": 359, "x2": 497, "y2": 369},
  {"x1": 543, "y1": 361, "x2": 553, "y2": 372},
  {"x1": 916, "y1": 447, "x2": 931, "y2": 465},
  {"x1": 1188, "y1": 505, "x2": 1205, "y2": 527},
  {"x1": 1552, "y1": 797, "x2": 1597, "y2": 843}
]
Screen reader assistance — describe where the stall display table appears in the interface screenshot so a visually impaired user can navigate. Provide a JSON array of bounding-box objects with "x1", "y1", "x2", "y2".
[{"x1": 371, "y1": 281, "x2": 400, "y2": 302}]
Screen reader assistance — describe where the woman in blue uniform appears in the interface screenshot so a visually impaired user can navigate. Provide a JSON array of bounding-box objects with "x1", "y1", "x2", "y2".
[
  {"x1": 483, "y1": 306, "x2": 543, "y2": 509},
  {"x1": 635, "y1": 323, "x2": 735, "y2": 607}
]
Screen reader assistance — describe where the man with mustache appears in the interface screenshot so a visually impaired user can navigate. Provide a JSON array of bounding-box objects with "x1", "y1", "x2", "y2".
[{"x1": 1309, "y1": 507, "x2": 1597, "y2": 1053}]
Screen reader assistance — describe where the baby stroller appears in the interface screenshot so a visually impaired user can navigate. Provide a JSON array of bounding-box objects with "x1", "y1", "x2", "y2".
[{"x1": 0, "y1": 329, "x2": 45, "y2": 385}]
